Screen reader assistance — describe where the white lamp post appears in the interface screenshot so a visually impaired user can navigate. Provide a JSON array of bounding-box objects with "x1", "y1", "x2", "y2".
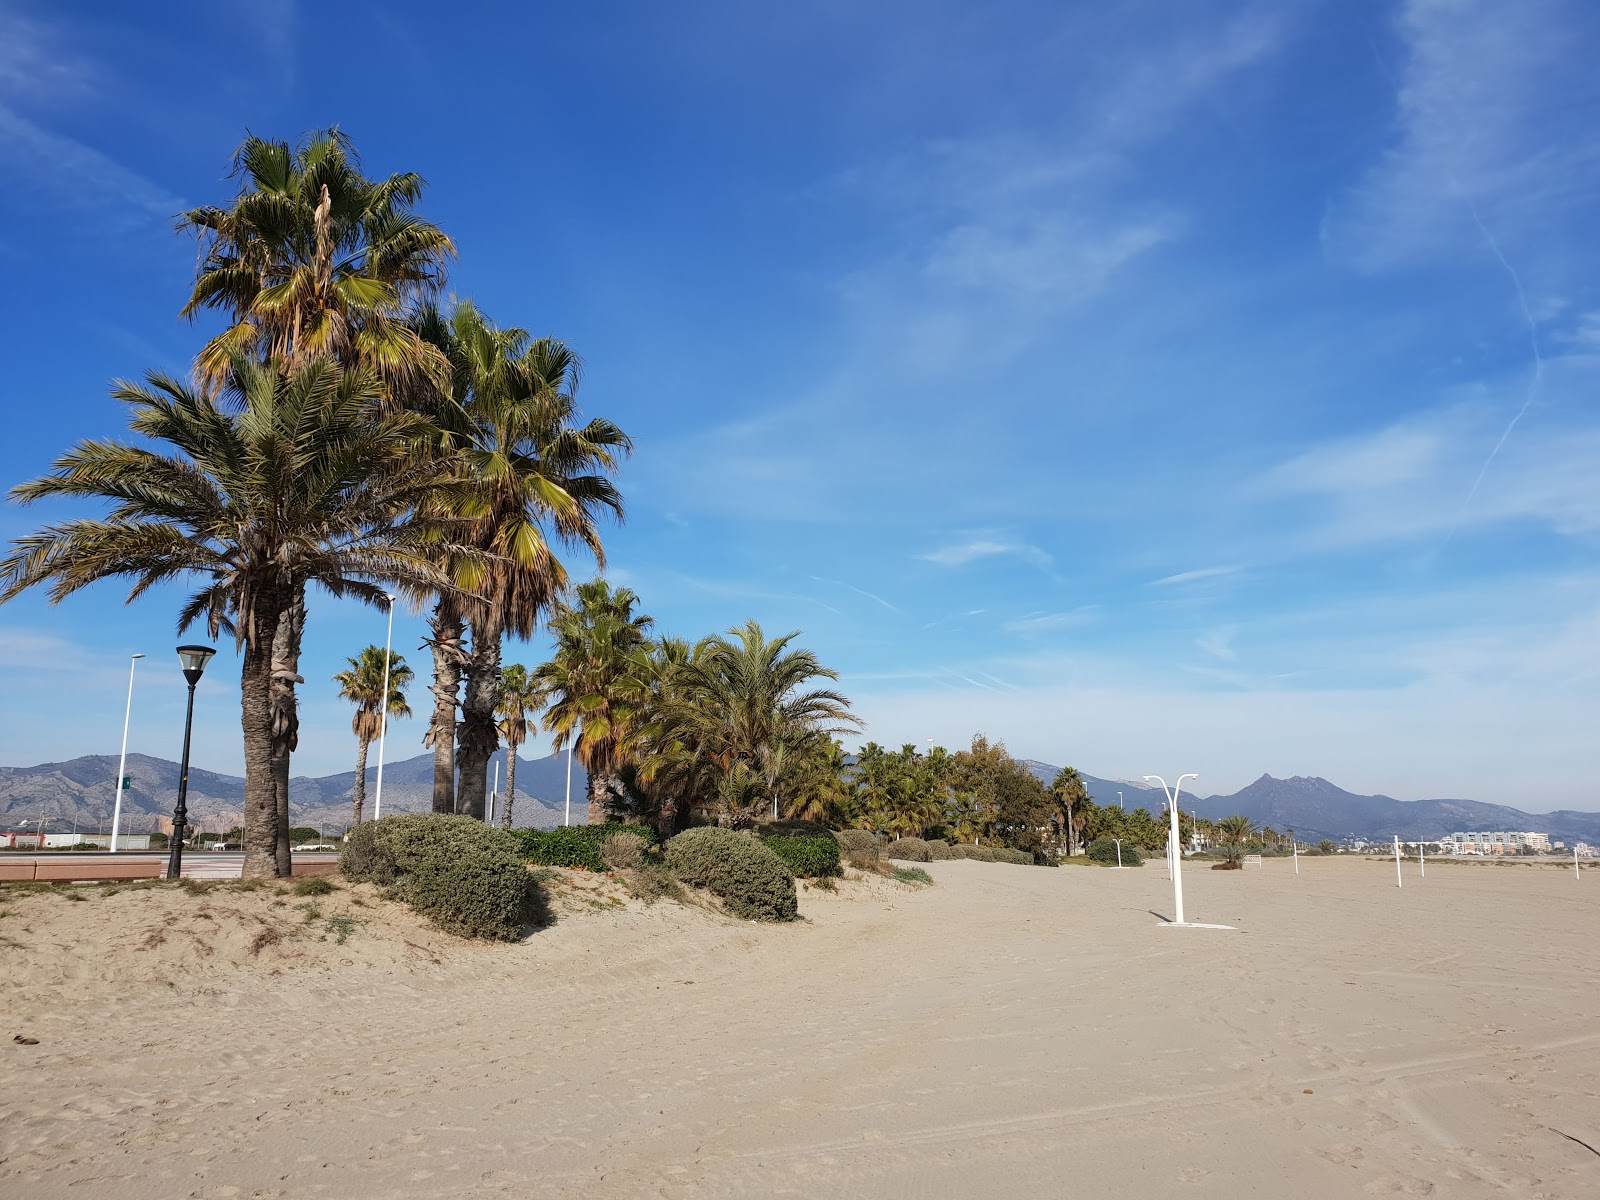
[
  {"x1": 1393, "y1": 835, "x2": 1403, "y2": 888},
  {"x1": 109, "y1": 652, "x2": 145, "y2": 853},
  {"x1": 1114, "y1": 837, "x2": 1123, "y2": 868},
  {"x1": 564, "y1": 738, "x2": 574, "y2": 827},
  {"x1": 1117, "y1": 790, "x2": 1123, "y2": 810},
  {"x1": 372, "y1": 594, "x2": 396, "y2": 821}
]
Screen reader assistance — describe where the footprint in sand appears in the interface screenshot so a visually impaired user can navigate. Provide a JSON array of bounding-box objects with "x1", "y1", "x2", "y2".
[{"x1": 1362, "y1": 1175, "x2": 1436, "y2": 1195}]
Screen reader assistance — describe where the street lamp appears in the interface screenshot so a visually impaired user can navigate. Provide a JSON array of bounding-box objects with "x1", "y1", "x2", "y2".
[
  {"x1": 110, "y1": 652, "x2": 145, "y2": 853},
  {"x1": 1118, "y1": 790, "x2": 1123, "y2": 810},
  {"x1": 372, "y1": 594, "x2": 396, "y2": 821},
  {"x1": 167, "y1": 645, "x2": 215, "y2": 880}
]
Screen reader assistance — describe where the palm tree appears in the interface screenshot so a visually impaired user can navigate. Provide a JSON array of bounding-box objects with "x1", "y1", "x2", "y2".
[
  {"x1": 179, "y1": 130, "x2": 455, "y2": 866},
  {"x1": 1, "y1": 356, "x2": 456, "y2": 877},
  {"x1": 178, "y1": 128, "x2": 454, "y2": 394},
  {"x1": 1049, "y1": 766, "x2": 1090, "y2": 856},
  {"x1": 656, "y1": 621, "x2": 861, "y2": 828},
  {"x1": 535, "y1": 580, "x2": 655, "y2": 824},
  {"x1": 440, "y1": 305, "x2": 630, "y2": 820},
  {"x1": 333, "y1": 646, "x2": 413, "y2": 828},
  {"x1": 1215, "y1": 814, "x2": 1256, "y2": 866},
  {"x1": 495, "y1": 663, "x2": 541, "y2": 829}
]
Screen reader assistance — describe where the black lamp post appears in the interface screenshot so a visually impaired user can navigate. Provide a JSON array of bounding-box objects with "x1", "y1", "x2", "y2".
[{"x1": 166, "y1": 644, "x2": 216, "y2": 880}]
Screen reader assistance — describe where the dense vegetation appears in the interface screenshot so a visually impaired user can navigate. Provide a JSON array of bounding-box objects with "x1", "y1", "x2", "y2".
[{"x1": 663, "y1": 828, "x2": 798, "y2": 921}]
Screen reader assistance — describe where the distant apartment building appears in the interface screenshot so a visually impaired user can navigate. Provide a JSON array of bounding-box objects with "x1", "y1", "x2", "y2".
[{"x1": 1442, "y1": 831, "x2": 1551, "y2": 855}]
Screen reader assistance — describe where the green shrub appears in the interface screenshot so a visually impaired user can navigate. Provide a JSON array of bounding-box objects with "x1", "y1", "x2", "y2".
[
  {"x1": 663, "y1": 828, "x2": 797, "y2": 921},
  {"x1": 886, "y1": 837, "x2": 931, "y2": 862},
  {"x1": 761, "y1": 820, "x2": 837, "y2": 839},
  {"x1": 834, "y1": 829, "x2": 879, "y2": 858},
  {"x1": 292, "y1": 876, "x2": 337, "y2": 896},
  {"x1": 761, "y1": 834, "x2": 842, "y2": 878},
  {"x1": 342, "y1": 815, "x2": 540, "y2": 940},
  {"x1": 600, "y1": 832, "x2": 648, "y2": 871},
  {"x1": 925, "y1": 840, "x2": 957, "y2": 860},
  {"x1": 991, "y1": 847, "x2": 1033, "y2": 865},
  {"x1": 891, "y1": 866, "x2": 933, "y2": 886},
  {"x1": 517, "y1": 824, "x2": 658, "y2": 871},
  {"x1": 951, "y1": 843, "x2": 998, "y2": 862},
  {"x1": 1086, "y1": 837, "x2": 1142, "y2": 866}
]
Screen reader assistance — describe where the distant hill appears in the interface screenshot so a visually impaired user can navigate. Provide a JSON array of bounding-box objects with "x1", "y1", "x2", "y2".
[
  {"x1": 0, "y1": 751, "x2": 589, "y2": 835},
  {"x1": 1020, "y1": 762, "x2": 1600, "y2": 844}
]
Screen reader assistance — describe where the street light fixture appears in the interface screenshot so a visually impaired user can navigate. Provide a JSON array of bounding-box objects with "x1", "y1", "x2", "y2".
[
  {"x1": 372, "y1": 594, "x2": 396, "y2": 822},
  {"x1": 167, "y1": 645, "x2": 215, "y2": 879},
  {"x1": 110, "y1": 652, "x2": 145, "y2": 853},
  {"x1": 1144, "y1": 773, "x2": 1207, "y2": 927}
]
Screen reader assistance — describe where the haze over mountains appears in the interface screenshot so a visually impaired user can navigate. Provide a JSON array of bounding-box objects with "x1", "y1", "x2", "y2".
[{"x1": 5, "y1": 752, "x2": 1598, "y2": 844}]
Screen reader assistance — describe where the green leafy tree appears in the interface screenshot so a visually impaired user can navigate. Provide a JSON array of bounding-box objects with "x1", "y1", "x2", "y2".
[
  {"x1": 1, "y1": 357, "x2": 454, "y2": 877},
  {"x1": 1215, "y1": 814, "x2": 1256, "y2": 866},
  {"x1": 948, "y1": 735, "x2": 1051, "y2": 852},
  {"x1": 333, "y1": 645, "x2": 413, "y2": 828}
]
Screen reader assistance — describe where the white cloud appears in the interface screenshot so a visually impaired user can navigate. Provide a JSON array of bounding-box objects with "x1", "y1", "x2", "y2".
[
  {"x1": 1003, "y1": 609, "x2": 1095, "y2": 635},
  {"x1": 1195, "y1": 627, "x2": 1238, "y2": 661},
  {"x1": 919, "y1": 538, "x2": 1052, "y2": 569},
  {"x1": 0, "y1": 106, "x2": 184, "y2": 227},
  {"x1": 1148, "y1": 565, "x2": 1241, "y2": 587}
]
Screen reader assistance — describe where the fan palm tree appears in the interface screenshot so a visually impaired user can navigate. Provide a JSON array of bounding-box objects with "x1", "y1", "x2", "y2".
[
  {"x1": 535, "y1": 580, "x2": 655, "y2": 824},
  {"x1": 495, "y1": 663, "x2": 541, "y2": 829},
  {"x1": 178, "y1": 128, "x2": 454, "y2": 394},
  {"x1": 180, "y1": 130, "x2": 455, "y2": 864},
  {"x1": 333, "y1": 646, "x2": 413, "y2": 828},
  {"x1": 1049, "y1": 766, "x2": 1090, "y2": 856},
  {"x1": 436, "y1": 305, "x2": 630, "y2": 820},
  {"x1": 1215, "y1": 814, "x2": 1256, "y2": 866},
  {"x1": 1, "y1": 356, "x2": 457, "y2": 877}
]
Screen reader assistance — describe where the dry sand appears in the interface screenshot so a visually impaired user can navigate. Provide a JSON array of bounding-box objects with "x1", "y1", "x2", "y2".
[{"x1": 2, "y1": 856, "x2": 1598, "y2": 1198}]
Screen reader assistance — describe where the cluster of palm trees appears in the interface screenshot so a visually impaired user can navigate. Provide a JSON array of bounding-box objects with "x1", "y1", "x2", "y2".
[{"x1": 0, "y1": 130, "x2": 627, "y2": 878}]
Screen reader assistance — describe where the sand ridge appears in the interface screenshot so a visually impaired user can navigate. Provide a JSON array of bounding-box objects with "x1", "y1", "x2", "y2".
[{"x1": 2, "y1": 857, "x2": 1598, "y2": 1198}]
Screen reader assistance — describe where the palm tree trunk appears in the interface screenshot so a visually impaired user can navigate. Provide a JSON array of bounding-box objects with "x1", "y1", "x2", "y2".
[
  {"x1": 423, "y1": 601, "x2": 464, "y2": 815},
  {"x1": 268, "y1": 583, "x2": 306, "y2": 876},
  {"x1": 455, "y1": 618, "x2": 502, "y2": 820},
  {"x1": 587, "y1": 770, "x2": 609, "y2": 826},
  {"x1": 502, "y1": 744, "x2": 517, "y2": 830},
  {"x1": 351, "y1": 736, "x2": 370, "y2": 828},
  {"x1": 241, "y1": 602, "x2": 284, "y2": 880},
  {"x1": 1066, "y1": 794, "x2": 1077, "y2": 857}
]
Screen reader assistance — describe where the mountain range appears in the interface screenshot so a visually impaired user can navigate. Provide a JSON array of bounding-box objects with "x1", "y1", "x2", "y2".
[{"x1": 5, "y1": 752, "x2": 1598, "y2": 845}]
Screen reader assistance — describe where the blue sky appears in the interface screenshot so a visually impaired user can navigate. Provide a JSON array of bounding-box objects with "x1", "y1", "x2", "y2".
[{"x1": 2, "y1": 0, "x2": 1598, "y2": 806}]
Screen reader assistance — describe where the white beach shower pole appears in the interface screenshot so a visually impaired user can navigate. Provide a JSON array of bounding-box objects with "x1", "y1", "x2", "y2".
[
  {"x1": 1419, "y1": 839, "x2": 1425, "y2": 878},
  {"x1": 1393, "y1": 835, "x2": 1403, "y2": 888},
  {"x1": 1146, "y1": 774, "x2": 1197, "y2": 926},
  {"x1": 564, "y1": 739, "x2": 573, "y2": 827},
  {"x1": 1293, "y1": 838, "x2": 1299, "y2": 875},
  {"x1": 1115, "y1": 838, "x2": 1123, "y2": 868},
  {"x1": 489, "y1": 756, "x2": 499, "y2": 826},
  {"x1": 1576, "y1": 846, "x2": 1581, "y2": 880},
  {"x1": 373, "y1": 594, "x2": 396, "y2": 821},
  {"x1": 110, "y1": 652, "x2": 145, "y2": 852}
]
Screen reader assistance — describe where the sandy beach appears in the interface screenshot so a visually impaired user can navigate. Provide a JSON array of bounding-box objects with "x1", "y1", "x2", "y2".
[{"x1": 3, "y1": 857, "x2": 1598, "y2": 1198}]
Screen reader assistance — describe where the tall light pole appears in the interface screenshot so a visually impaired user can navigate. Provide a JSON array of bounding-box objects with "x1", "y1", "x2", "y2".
[
  {"x1": 1118, "y1": 790, "x2": 1123, "y2": 810},
  {"x1": 372, "y1": 594, "x2": 396, "y2": 821},
  {"x1": 110, "y1": 652, "x2": 145, "y2": 853},
  {"x1": 167, "y1": 645, "x2": 215, "y2": 880},
  {"x1": 1145, "y1": 773, "x2": 1198, "y2": 926},
  {"x1": 564, "y1": 739, "x2": 574, "y2": 827}
]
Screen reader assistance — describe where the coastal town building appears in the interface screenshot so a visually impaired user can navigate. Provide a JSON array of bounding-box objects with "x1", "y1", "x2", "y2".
[{"x1": 1441, "y1": 831, "x2": 1552, "y2": 855}]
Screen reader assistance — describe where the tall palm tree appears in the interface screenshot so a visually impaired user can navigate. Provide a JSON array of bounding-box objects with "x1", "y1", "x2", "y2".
[
  {"x1": 178, "y1": 128, "x2": 454, "y2": 394},
  {"x1": 333, "y1": 646, "x2": 413, "y2": 829},
  {"x1": 535, "y1": 580, "x2": 655, "y2": 824},
  {"x1": 1, "y1": 356, "x2": 456, "y2": 877},
  {"x1": 1049, "y1": 766, "x2": 1090, "y2": 856},
  {"x1": 441, "y1": 305, "x2": 630, "y2": 820},
  {"x1": 495, "y1": 663, "x2": 540, "y2": 830},
  {"x1": 1216, "y1": 814, "x2": 1256, "y2": 866},
  {"x1": 179, "y1": 129, "x2": 455, "y2": 865}
]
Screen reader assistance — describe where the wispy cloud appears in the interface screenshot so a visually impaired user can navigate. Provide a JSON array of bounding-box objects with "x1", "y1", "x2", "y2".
[
  {"x1": 808, "y1": 575, "x2": 900, "y2": 613},
  {"x1": 1148, "y1": 565, "x2": 1241, "y2": 587},
  {"x1": 919, "y1": 538, "x2": 1052, "y2": 569},
  {"x1": 0, "y1": 107, "x2": 183, "y2": 229},
  {"x1": 1003, "y1": 609, "x2": 1096, "y2": 635},
  {"x1": 1195, "y1": 627, "x2": 1238, "y2": 661}
]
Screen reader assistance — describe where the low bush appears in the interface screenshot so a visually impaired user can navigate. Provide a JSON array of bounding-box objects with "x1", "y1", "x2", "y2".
[
  {"x1": 925, "y1": 840, "x2": 957, "y2": 860},
  {"x1": 991, "y1": 847, "x2": 1033, "y2": 865},
  {"x1": 1086, "y1": 837, "x2": 1144, "y2": 867},
  {"x1": 517, "y1": 824, "x2": 658, "y2": 872},
  {"x1": 891, "y1": 866, "x2": 934, "y2": 886},
  {"x1": 951, "y1": 844, "x2": 997, "y2": 862},
  {"x1": 342, "y1": 815, "x2": 541, "y2": 940},
  {"x1": 834, "y1": 829, "x2": 879, "y2": 858},
  {"x1": 292, "y1": 876, "x2": 337, "y2": 896},
  {"x1": 885, "y1": 837, "x2": 932, "y2": 862},
  {"x1": 761, "y1": 834, "x2": 842, "y2": 879},
  {"x1": 600, "y1": 832, "x2": 648, "y2": 871},
  {"x1": 663, "y1": 827, "x2": 797, "y2": 921}
]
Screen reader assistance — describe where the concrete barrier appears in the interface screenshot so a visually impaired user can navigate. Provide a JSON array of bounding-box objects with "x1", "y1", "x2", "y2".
[{"x1": 33, "y1": 859, "x2": 163, "y2": 882}]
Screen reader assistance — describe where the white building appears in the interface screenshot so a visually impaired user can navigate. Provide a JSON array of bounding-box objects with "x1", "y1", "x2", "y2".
[
  {"x1": 40, "y1": 833, "x2": 152, "y2": 850},
  {"x1": 1442, "y1": 831, "x2": 1551, "y2": 855}
]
